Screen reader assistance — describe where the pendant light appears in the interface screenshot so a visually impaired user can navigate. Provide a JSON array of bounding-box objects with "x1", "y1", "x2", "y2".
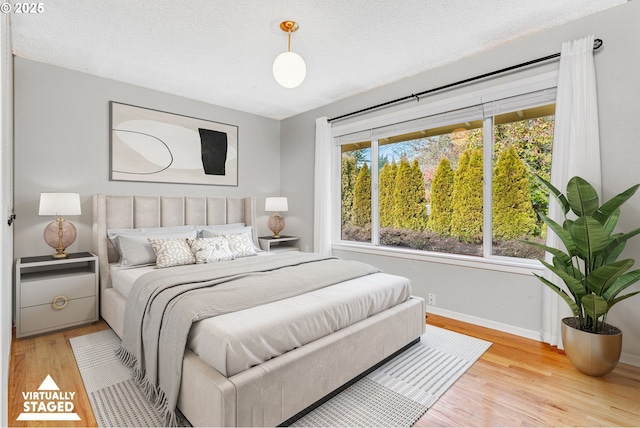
[{"x1": 272, "y1": 21, "x2": 306, "y2": 88}]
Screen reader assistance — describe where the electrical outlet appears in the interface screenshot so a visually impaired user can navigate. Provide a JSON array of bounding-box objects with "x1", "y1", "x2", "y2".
[{"x1": 428, "y1": 293, "x2": 436, "y2": 306}]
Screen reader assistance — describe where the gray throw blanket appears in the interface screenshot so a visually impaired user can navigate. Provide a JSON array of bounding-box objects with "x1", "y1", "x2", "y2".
[{"x1": 116, "y1": 252, "x2": 380, "y2": 426}]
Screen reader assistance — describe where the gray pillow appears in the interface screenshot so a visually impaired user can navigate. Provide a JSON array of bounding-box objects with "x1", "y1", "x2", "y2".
[
  {"x1": 113, "y1": 229, "x2": 197, "y2": 267},
  {"x1": 108, "y1": 225, "x2": 196, "y2": 256},
  {"x1": 195, "y1": 223, "x2": 245, "y2": 238}
]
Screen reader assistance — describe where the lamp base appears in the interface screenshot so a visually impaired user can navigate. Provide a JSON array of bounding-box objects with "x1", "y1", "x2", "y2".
[
  {"x1": 43, "y1": 219, "x2": 77, "y2": 259},
  {"x1": 51, "y1": 249, "x2": 69, "y2": 259},
  {"x1": 268, "y1": 213, "x2": 286, "y2": 239}
]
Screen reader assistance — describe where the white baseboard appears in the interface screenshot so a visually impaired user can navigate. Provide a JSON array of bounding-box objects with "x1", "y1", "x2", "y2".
[
  {"x1": 426, "y1": 305, "x2": 640, "y2": 368},
  {"x1": 620, "y1": 352, "x2": 640, "y2": 367},
  {"x1": 426, "y1": 305, "x2": 542, "y2": 341}
]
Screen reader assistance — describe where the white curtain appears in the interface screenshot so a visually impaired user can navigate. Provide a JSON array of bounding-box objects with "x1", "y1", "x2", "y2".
[
  {"x1": 313, "y1": 117, "x2": 333, "y2": 256},
  {"x1": 542, "y1": 35, "x2": 602, "y2": 347}
]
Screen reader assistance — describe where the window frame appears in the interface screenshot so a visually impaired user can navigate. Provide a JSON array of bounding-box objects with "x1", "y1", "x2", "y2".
[{"x1": 331, "y1": 72, "x2": 559, "y2": 274}]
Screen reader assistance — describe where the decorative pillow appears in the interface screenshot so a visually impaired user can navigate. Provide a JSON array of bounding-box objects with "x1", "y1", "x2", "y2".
[
  {"x1": 201, "y1": 226, "x2": 260, "y2": 253},
  {"x1": 148, "y1": 238, "x2": 196, "y2": 269},
  {"x1": 224, "y1": 232, "x2": 258, "y2": 258},
  {"x1": 188, "y1": 237, "x2": 235, "y2": 264}
]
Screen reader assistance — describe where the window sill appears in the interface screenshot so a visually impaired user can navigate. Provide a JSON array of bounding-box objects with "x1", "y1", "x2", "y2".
[{"x1": 332, "y1": 242, "x2": 545, "y2": 276}]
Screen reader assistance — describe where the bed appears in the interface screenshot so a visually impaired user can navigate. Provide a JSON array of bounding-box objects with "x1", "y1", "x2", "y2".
[{"x1": 92, "y1": 194, "x2": 425, "y2": 427}]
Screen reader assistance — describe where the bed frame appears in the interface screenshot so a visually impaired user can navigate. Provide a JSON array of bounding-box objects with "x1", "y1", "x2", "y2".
[{"x1": 92, "y1": 194, "x2": 426, "y2": 426}]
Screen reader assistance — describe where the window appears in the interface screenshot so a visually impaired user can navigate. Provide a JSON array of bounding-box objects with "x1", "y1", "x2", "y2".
[
  {"x1": 376, "y1": 121, "x2": 485, "y2": 256},
  {"x1": 337, "y1": 87, "x2": 554, "y2": 262},
  {"x1": 491, "y1": 105, "x2": 554, "y2": 259},
  {"x1": 341, "y1": 140, "x2": 372, "y2": 243}
]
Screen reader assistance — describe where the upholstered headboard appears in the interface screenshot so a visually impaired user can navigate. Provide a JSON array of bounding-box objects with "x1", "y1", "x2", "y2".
[{"x1": 92, "y1": 194, "x2": 257, "y2": 293}]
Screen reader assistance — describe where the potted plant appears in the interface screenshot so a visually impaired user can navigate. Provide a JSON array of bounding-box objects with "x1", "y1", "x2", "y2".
[{"x1": 525, "y1": 176, "x2": 640, "y2": 376}]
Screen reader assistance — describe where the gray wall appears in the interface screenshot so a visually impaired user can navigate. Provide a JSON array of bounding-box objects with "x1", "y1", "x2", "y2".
[
  {"x1": 280, "y1": 1, "x2": 640, "y2": 363},
  {"x1": 13, "y1": 58, "x2": 281, "y2": 260}
]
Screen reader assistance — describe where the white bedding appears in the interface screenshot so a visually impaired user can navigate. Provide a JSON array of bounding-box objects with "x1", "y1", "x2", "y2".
[
  {"x1": 110, "y1": 264, "x2": 155, "y2": 297},
  {"x1": 109, "y1": 251, "x2": 273, "y2": 298},
  {"x1": 110, "y1": 261, "x2": 412, "y2": 377}
]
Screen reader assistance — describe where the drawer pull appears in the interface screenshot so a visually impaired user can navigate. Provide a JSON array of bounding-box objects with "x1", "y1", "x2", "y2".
[{"x1": 52, "y1": 295, "x2": 68, "y2": 310}]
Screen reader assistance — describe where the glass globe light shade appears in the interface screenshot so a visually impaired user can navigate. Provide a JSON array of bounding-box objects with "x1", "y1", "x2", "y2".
[
  {"x1": 273, "y1": 51, "x2": 306, "y2": 88},
  {"x1": 44, "y1": 220, "x2": 76, "y2": 246},
  {"x1": 43, "y1": 220, "x2": 77, "y2": 258},
  {"x1": 267, "y1": 214, "x2": 286, "y2": 238}
]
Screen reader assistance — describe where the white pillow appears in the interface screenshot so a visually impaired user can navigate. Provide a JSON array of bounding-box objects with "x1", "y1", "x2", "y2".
[
  {"x1": 148, "y1": 238, "x2": 196, "y2": 269},
  {"x1": 140, "y1": 225, "x2": 196, "y2": 233},
  {"x1": 201, "y1": 226, "x2": 260, "y2": 253},
  {"x1": 188, "y1": 237, "x2": 235, "y2": 264},
  {"x1": 108, "y1": 225, "x2": 195, "y2": 241},
  {"x1": 113, "y1": 230, "x2": 197, "y2": 267},
  {"x1": 195, "y1": 223, "x2": 245, "y2": 238}
]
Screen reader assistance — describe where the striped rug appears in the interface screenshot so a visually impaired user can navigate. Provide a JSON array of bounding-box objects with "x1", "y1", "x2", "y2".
[
  {"x1": 71, "y1": 324, "x2": 490, "y2": 427},
  {"x1": 290, "y1": 325, "x2": 491, "y2": 426}
]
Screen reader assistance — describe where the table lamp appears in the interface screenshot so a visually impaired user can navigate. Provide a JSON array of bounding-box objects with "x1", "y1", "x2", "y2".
[
  {"x1": 39, "y1": 193, "x2": 81, "y2": 259},
  {"x1": 265, "y1": 197, "x2": 288, "y2": 238}
]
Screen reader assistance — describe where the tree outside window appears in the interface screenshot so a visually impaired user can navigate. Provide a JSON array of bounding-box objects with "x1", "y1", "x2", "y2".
[{"x1": 340, "y1": 104, "x2": 554, "y2": 261}]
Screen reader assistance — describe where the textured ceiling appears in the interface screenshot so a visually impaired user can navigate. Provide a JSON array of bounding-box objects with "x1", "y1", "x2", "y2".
[{"x1": 9, "y1": 0, "x2": 626, "y2": 120}]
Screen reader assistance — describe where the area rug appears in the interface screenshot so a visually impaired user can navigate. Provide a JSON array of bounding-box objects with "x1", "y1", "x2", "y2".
[{"x1": 70, "y1": 325, "x2": 491, "y2": 427}]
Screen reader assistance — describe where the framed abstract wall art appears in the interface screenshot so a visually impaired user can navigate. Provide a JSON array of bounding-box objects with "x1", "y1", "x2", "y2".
[{"x1": 110, "y1": 102, "x2": 238, "y2": 186}]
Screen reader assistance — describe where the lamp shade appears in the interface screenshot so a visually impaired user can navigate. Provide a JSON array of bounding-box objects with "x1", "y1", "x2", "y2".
[
  {"x1": 265, "y1": 197, "x2": 288, "y2": 212},
  {"x1": 272, "y1": 51, "x2": 306, "y2": 88},
  {"x1": 39, "y1": 193, "x2": 81, "y2": 216}
]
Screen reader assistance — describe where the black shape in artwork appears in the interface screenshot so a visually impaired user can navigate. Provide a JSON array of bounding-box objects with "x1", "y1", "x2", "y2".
[{"x1": 198, "y1": 128, "x2": 228, "y2": 175}]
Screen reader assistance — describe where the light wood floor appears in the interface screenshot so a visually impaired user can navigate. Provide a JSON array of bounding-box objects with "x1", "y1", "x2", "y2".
[
  {"x1": 8, "y1": 314, "x2": 640, "y2": 427},
  {"x1": 418, "y1": 315, "x2": 640, "y2": 427},
  {"x1": 9, "y1": 320, "x2": 110, "y2": 428}
]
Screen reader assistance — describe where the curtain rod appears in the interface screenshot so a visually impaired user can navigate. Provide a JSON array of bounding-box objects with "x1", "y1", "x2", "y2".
[{"x1": 328, "y1": 38, "x2": 603, "y2": 123}]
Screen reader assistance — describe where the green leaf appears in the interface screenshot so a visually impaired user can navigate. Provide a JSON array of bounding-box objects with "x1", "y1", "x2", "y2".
[
  {"x1": 554, "y1": 258, "x2": 583, "y2": 281},
  {"x1": 593, "y1": 183, "x2": 640, "y2": 225},
  {"x1": 608, "y1": 291, "x2": 640, "y2": 309},
  {"x1": 586, "y1": 259, "x2": 633, "y2": 296},
  {"x1": 538, "y1": 212, "x2": 576, "y2": 255},
  {"x1": 603, "y1": 269, "x2": 640, "y2": 301},
  {"x1": 540, "y1": 260, "x2": 587, "y2": 304},
  {"x1": 600, "y1": 228, "x2": 640, "y2": 265},
  {"x1": 533, "y1": 273, "x2": 580, "y2": 316},
  {"x1": 582, "y1": 294, "x2": 609, "y2": 321},
  {"x1": 605, "y1": 246, "x2": 625, "y2": 265},
  {"x1": 535, "y1": 175, "x2": 570, "y2": 215},
  {"x1": 569, "y1": 217, "x2": 610, "y2": 260},
  {"x1": 601, "y1": 208, "x2": 620, "y2": 236},
  {"x1": 551, "y1": 256, "x2": 569, "y2": 274},
  {"x1": 601, "y1": 234, "x2": 625, "y2": 265},
  {"x1": 563, "y1": 218, "x2": 574, "y2": 232},
  {"x1": 566, "y1": 176, "x2": 599, "y2": 217},
  {"x1": 519, "y1": 240, "x2": 572, "y2": 266}
]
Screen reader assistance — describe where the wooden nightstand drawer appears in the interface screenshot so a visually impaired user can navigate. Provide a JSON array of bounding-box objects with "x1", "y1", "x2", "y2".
[
  {"x1": 19, "y1": 296, "x2": 97, "y2": 336},
  {"x1": 21, "y1": 270, "x2": 95, "y2": 307}
]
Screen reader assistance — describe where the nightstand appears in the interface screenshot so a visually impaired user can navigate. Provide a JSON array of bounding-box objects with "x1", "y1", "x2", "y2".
[
  {"x1": 15, "y1": 252, "x2": 99, "y2": 338},
  {"x1": 258, "y1": 236, "x2": 301, "y2": 253}
]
